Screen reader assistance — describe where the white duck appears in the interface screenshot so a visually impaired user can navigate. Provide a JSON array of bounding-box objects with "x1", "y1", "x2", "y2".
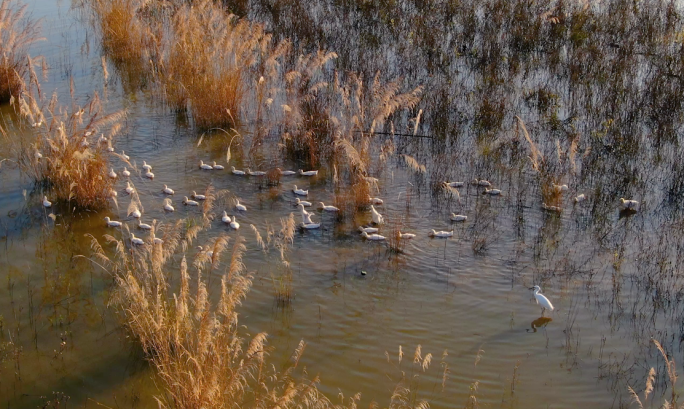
[
  {"x1": 620, "y1": 198, "x2": 639, "y2": 210},
  {"x1": 162, "y1": 185, "x2": 175, "y2": 195},
  {"x1": 144, "y1": 169, "x2": 154, "y2": 179},
  {"x1": 319, "y1": 202, "x2": 339, "y2": 212},
  {"x1": 484, "y1": 188, "x2": 501, "y2": 195},
  {"x1": 184, "y1": 196, "x2": 199, "y2": 206},
  {"x1": 42, "y1": 196, "x2": 52, "y2": 208},
  {"x1": 109, "y1": 189, "x2": 118, "y2": 198},
  {"x1": 222, "y1": 211, "x2": 231, "y2": 224},
  {"x1": 293, "y1": 185, "x2": 308, "y2": 196},
  {"x1": 574, "y1": 194, "x2": 586, "y2": 203},
  {"x1": 229, "y1": 215, "x2": 240, "y2": 230},
  {"x1": 429, "y1": 229, "x2": 453, "y2": 238},
  {"x1": 106, "y1": 143, "x2": 115, "y2": 152},
  {"x1": 247, "y1": 168, "x2": 266, "y2": 176},
  {"x1": 398, "y1": 231, "x2": 416, "y2": 239},
  {"x1": 358, "y1": 226, "x2": 379, "y2": 234},
  {"x1": 450, "y1": 213, "x2": 467, "y2": 222},
  {"x1": 192, "y1": 191, "x2": 206, "y2": 200},
  {"x1": 142, "y1": 161, "x2": 152, "y2": 171},
  {"x1": 370, "y1": 205, "x2": 384, "y2": 224},
  {"x1": 34, "y1": 151, "x2": 43, "y2": 160},
  {"x1": 235, "y1": 200, "x2": 247, "y2": 211},
  {"x1": 125, "y1": 182, "x2": 135, "y2": 195},
  {"x1": 300, "y1": 207, "x2": 315, "y2": 225},
  {"x1": 299, "y1": 169, "x2": 318, "y2": 176},
  {"x1": 278, "y1": 168, "x2": 296, "y2": 176},
  {"x1": 122, "y1": 167, "x2": 131, "y2": 177},
  {"x1": 104, "y1": 216, "x2": 122, "y2": 227},
  {"x1": 295, "y1": 198, "x2": 312, "y2": 207},
  {"x1": 300, "y1": 222, "x2": 321, "y2": 229},
  {"x1": 361, "y1": 231, "x2": 386, "y2": 241},
  {"x1": 212, "y1": 162, "x2": 224, "y2": 170},
  {"x1": 199, "y1": 160, "x2": 213, "y2": 170},
  {"x1": 120, "y1": 151, "x2": 130, "y2": 160},
  {"x1": 129, "y1": 207, "x2": 142, "y2": 218},
  {"x1": 231, "y1": 166, "x2": 245, "y2": 175},
  {"x1": 130, "y1": 233, "x2": 145, "y2": 246},
  {"x1": 108, "y1": 168, "x2": 118, "y2": 179},
  {"x1": 197, "y1": 245, "x2": 213, "y2": 259},
  {"x1": 138, "y1": 220, "x2": 152, "y2": 230},
  {"x1": 150, "y1": 232, "x2": 163, "y2": 245},
  {"x1": 163, "y1": 199, "x2": 175, "y2": 212},
  {"x1": 367, "y1": 196, "x2": 384, "y2": 205}
]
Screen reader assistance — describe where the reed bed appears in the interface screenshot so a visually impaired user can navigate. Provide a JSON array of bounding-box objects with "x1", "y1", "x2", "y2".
[{"x1": 0, "y1": 0, "x2": 42, "y2": 102}]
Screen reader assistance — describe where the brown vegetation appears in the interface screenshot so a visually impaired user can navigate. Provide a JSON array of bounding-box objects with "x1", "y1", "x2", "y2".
[{"x1": 0, "y1": 0, "x2": 42, "y2": 102}]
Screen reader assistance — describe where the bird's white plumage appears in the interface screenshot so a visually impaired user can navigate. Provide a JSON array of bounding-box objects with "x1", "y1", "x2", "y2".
[{"x1": 530, "y1": 285, "x2": 554, "y2": 315}]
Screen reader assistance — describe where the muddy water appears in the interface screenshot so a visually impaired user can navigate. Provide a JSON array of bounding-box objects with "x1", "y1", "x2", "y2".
[{"x1": 0, "y1": 0, "x2": 682, "y2": 408}]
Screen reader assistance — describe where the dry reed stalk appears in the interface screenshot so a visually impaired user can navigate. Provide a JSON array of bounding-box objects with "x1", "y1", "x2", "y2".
[{"x1": 0, "y1": 0, "x2": 42, "y2": 102}]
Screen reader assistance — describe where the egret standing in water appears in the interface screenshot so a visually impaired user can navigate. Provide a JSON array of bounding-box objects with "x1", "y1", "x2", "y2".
[{"x1": 530, "y1": 285, "x2": 554, "y2": 316}]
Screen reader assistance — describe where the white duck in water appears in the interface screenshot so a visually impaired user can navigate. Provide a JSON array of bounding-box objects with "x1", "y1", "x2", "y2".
[
  {"x1": 150, "y1": 232, "x2": 163, "y2": 245},
  {"x1": 222, "y1": 211, "x2": 231, "y2": 224},
  {"x1": 574, "y1": 194, "x2": 586, "y2": 203},
  {"x1": 367, "y1": 196, "x2": 383, "y2": 205},
  {"x1": 231, "y1": 166, "x2": 245, "y2": 175},
  {"x1": 163, "y1": 199, "x2": 175, "y2": 212},
  {"x1": 293, "y1": 185, "x2": 308, "y2": 196},
  {"x1": 122, "y1": 167, "x2": 131, "y2": 177},
  {"x1": 144, "y1": 169, "x2": 154, "y2": 179},
  {"x1": 120, "y1": 150, "x2": 130, "y2": 160},
  {"x1": 212, "y1": 162, "x2": 224, "y2": 170},
  {"x1": 229, "y1": 215, "x2": 240, "y2": 230},
  {"x1": 130, "y1": 233, "x2": 144, "y2": 245},
  {"x1": 142, "y1": 161, "x2": 152, "y2": 171},
  {"x1": 445, "y1": 181, "x2": 465, "y2": 188},
  {"x1": 162, "y1": 185, "x2": 175, "y2": 195},
  {"x1": 530, "y1": 285, "x2": 554, "y2": 316},
  {"x1": 108, "y1": 168, "x2": 117, "y2": 179},
  {"x1": 361, "y1": 231, "x2": 386, "y2": 241},
  {"x1": 278, "y1": 168, "x2": 296, "y2": 176},
  {"x1": 184, "y1": 196, "x2": 199, "y2": 206},
  {"x1": 358, "y1": 226, "x2": 379, "y2": 234},
  {"x1": 104, "y1": 216, "x2": 122, "y2": 227},
  {"x1": 235, "y1": 200, "x2": 247, "y2": 211},
  {"x1": 199, "y1": 160, "x2": 213, "y2": 170},
  {"x1": 620, "y1": 198, "x2": 639, "y2": 210},
  {"x1": 484, "y1": 188, "x2": 501, "y2": 195},
  {"x1": 429, "y1": 229, "x2": 453, "y2": 238},
  {"x1": 125, "y1": 182, "x2": 135, "y2": 195},
  {"x1": 300, "y1": 222, "x2": 321, "y2": 229},
  {"x1": 299, "y1": 169, "x2": 318, "y2": 176},
  {"x1": 192, "y1": 191, "x2": 206, "y2": 200},
  {"x1": 553, "y1": 183, "x2": 569, "y2": 192},
  {"x1": 247, "y1": 168, "x2": 266, "y2": 176},
  {"x1": 295, "y1": 198, "x2": 312, "y2": 207},
  {"x1": 398, "y1": 231, "x2": 416, "y2": 239},
  {"x1": 450, "y1": 213, "x2": 467, "y2": 222},
  {"x1": 370, "y1": 205, "x2": 384, "y2": 224},
  {"x1": 129, "y1": 207, "x2": 142, "y2": 219},
  {"x1": 138, "y1": 220, "x2": 152, "y2": 230},
  {"x1": 319, "y1": 202, "x2": 339, "y2": 212},
  {"x1": 42, "y1": 196, "x2": 52, "y2": 208}
]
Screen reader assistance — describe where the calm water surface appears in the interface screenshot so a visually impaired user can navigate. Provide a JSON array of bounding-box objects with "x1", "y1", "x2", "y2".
[{"x1": 0, "y1": 1, "x2": 681, "y2": 408}]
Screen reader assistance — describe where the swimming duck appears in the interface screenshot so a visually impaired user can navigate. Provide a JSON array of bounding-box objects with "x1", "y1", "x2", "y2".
[
  {"x1": 163, "y1": 199, "x2": 175, "y2": 212},
  {"x1": 295, "y1": 198, "x2": 312, "y2": 207},
  {"x1": 138, "y1": 220, "x2": 152, "y2": 230},
  {"x1": 300, "y1": 222, "x2": 321, "y2": 229},
  {"x1": 120, "y1": 150, "x2": 130, "y2": 160},
  {"x1": 293, "y1": 185, "x2": 308, "y2": 196},
  {"x1": 574, "y1": 194, "x2": 586, "y2": 203},
  {"x1": 125, "y1": 182, "x2": 135, "y2": 195},
  {"x1": 108, "y1": 168, "x2": 118, "y2": 179},
  {"x1": 229, "y1": 215, "x2": 240, "y2": 230},
  {"x1": 130, "y1": 233, "x2": 144, "y2": 245},
  {"x1": 398, "y1": 231, "x2": 416, "y2": 239},
  {"x1": 484, "y1": 188, "x2": 501, "y2": 195},
  {"x1": 247, "y1": 168, "x2": 266, "y2": 176},
  {"x1": 162, "y1": 185, "x2": 175, "y2": 195},
  {"x1": 361, "y1": 231, "x2": 386, "y2": 241},
  {"x1": 231, "y1": 166, "x2": 245, "y2": 175},
  {"x1": 129, "y1": 207, "x2": 142, "y2": 218},
  {"x1": 358, "y1": 226, "x2": 379, "y2": 234},
  {"x1": 144, "y1": 170, "x2": 154, "y2": 179},
  {"x1": 34, "y1": 151, "x2": 43, "y2": 160},
  {"x1": 367, "y1": 196, "x2": 384, "y2": 205},
  {"x1": 42, "y1": 196, "x2": 52, "y2": 208},
  {"x1": 212, "y1": 162, "x2": 224, "y2": 170},
  {"x1": 450, "y1": 213, "x2": 467, "y2": 222},
  {"x1": 235, "y1": 200, "x2": 247, "y2": 211},
  {"x1": 222, "y1": 211, "x2": 231, "y2": 224},
  {"x1": 199, "y1": 160, "x2": 213, "y2": 170},
  {"x1": 122, "y1": 167, "x2": 131, "y2": 177},
  {"x1": 370, "y1": 205, "x2": 384, "y2": 225},
  {"x1": 429, "y1": 229, "x2": 453, "y2": 238},
  {"x1": 192, "y1": 191, "x2": 206, "y2": 200},
  {"x1": 620, "y1": 198, "x2": 639, "y2": 210},
  {"x1": 478, "y1": 180, "x2": 492, "y2": 187},
  {"x1": 553, "y1": 184, "x2": 569, "y2": 192},
  {"x1": 142, "y1": 161, "x2": 152, "y2": 171},
  {"x1": 104, "y1": 216, "x2": 122, "y2": 227},
  {"x1": 278, "y1": 168, "x2": 296, "y2": 176},
  {"x1": 184, "y1": 197, "x2": 199, "y2": 206},
  {"x1": 299, "y1": 169, "x2": 318, "y2": 176},
  {"x1": 150, "y1": 232, "x2": 163, "y2": 245},
  {"x1": 319, "y1": 202, "x2": 340, "y2": 212}
]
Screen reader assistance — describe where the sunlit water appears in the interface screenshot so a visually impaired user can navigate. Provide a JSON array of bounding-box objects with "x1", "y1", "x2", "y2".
[{"x1": 0, "y1": 1, "x2": 682, "y2": 408}]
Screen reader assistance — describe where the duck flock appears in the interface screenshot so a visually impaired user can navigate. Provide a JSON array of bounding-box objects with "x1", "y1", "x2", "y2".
[{"x1": 39, "y1": 150, "x2": 642, "y2": 248}]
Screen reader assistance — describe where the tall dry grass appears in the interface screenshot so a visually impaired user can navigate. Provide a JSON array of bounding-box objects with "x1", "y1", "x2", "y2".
[
  {"x1": 12, "y1": 92, "x2": 125, "y2": 209},
  {"x1": 0, "y1": 0, "x2": 42, "y2": 102}
]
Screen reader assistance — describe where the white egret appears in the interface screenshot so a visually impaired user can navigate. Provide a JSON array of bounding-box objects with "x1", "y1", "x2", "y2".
[{"x1": 530, "y1": 285, "x2": 554, "y2": 316}]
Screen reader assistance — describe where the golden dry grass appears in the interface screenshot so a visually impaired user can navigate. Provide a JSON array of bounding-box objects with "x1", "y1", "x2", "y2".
[{"x1": 0, "y1": 0, "x2": 42, "y2": 102}]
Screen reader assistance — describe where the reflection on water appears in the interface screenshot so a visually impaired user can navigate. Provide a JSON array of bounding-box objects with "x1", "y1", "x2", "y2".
[{"x1": 0, "y1": 0, "x2": 684, "y2": 408}]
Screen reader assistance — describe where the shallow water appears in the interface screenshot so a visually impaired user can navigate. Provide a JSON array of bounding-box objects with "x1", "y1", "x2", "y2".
[{"x1": 1, "y1": 0, "x2": 683, "y2": 408}]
